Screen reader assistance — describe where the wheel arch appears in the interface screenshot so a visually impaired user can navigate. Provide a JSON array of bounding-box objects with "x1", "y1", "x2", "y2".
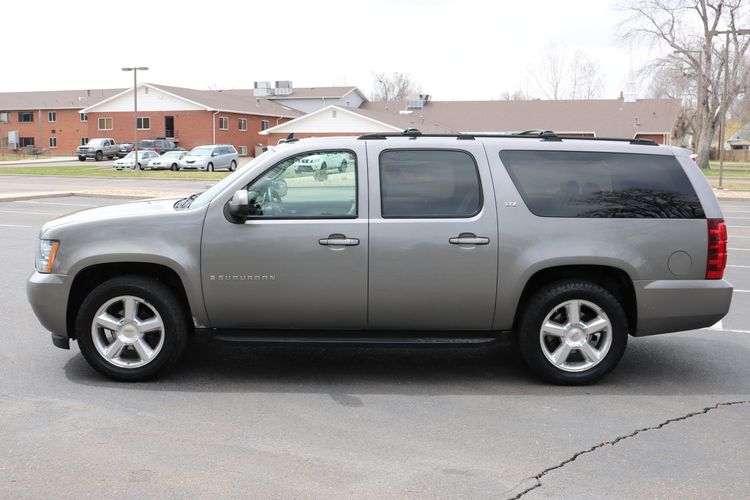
[
  {"x1": 512, "y1": 264, "x2": 637, "y2": 335},
  {"x1": 66, "y1": 262, "x2": 192, "y2": 340}
]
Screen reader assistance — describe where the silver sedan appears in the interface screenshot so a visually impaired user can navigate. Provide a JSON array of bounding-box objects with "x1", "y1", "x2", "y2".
[{"x1": 145, "y1": 151, "x2": 187, "y2": 171}]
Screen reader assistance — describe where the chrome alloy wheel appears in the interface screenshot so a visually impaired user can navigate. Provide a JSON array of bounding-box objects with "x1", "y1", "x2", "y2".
[
  {"x1": 91, "y1": 295, "x2": 165, "y2": 369},
  {"x1": 539, "y1": 299, "x2": 612, "y2": 373}
]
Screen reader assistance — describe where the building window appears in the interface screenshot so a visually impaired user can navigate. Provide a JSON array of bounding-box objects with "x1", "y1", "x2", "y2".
[
  {"x1": 81, "y1": 137, "x2": 89, "y2": 146},
  {"x1": 137, "y1": 117, "x2": 150, "y2": 130},
  {"x1": 18, "y1": 112, "x2": 34, "y2": 123},
  {"x1": 48, "y1": 111, "x2": 56, "y2": 122},
  {"x1": 49, "y1": 137, "x2": 57, "y2": 148},
  {"x1": 80, "y1": 113, "x2": 88, "y2": 122},
  {"x1": 0, "y1": 137, "x2": 8, "y2": 148},
  {"x1": 20, "y1": 137, "x2": 35, "y2": 147},
  {"x1": 238, "y1": 118, "x2": 247, "y2": 131},
  {"x1": 219, "y1": 117, "x2": 229, "y2": 130},
  {"x1": 98, "y1": 117, "x2": 113, "y2": 130},
  {"x1": 238, "y1": 145, "x2": 248, "y2": 156},
  {"x1": 0, "y1": 112, "x2": 10, "y2": 123},
  {"x1": 260, "y1": 120, "x2": 269, "y2": 131}
]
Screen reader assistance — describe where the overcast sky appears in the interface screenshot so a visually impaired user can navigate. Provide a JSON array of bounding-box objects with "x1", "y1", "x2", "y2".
[{"x1": 2, "y1": 0, "x2": 659, "y2": 100}]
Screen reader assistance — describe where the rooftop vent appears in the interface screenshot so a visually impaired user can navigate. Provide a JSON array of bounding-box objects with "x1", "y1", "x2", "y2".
[
  {"x1": 274, "y1": 81, "x2": 293, "y2": 96},
  {"x1": 253, "y1": 81, "x2": 271, "y2": 97},
  {"x1": 406, "y1": 93, "x2": 430, "y2": 109}
]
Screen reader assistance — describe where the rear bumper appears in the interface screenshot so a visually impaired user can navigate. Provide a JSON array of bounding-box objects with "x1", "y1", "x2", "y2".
[
  {"x1": 27, "y1": 271, "x2": 71, "y2": 347},
  {"x1": 634, "y1": 279, "x2": 733, "y2": 336}
]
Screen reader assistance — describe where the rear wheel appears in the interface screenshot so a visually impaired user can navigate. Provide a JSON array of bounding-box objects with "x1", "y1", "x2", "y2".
[
  {"x1": 229, "y1": 160, "x2": 237, "y2": 172},
  {"x1": 170, "y1": 163, "x2": 177, "y2": 171},
  {"x1": 518, "y1": 280, "x2": 628, "y2": 385},
  {"x1": 75, "y1": 276, "x2": 189, "y2": 381}
]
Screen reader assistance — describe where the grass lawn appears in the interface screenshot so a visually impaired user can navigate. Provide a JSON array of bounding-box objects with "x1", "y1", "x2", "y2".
[
  {"x1": 0, "y1": 165, "x2": 228, "y2": 180},
  {"x1": 703, "y1": 168, "x2": 750, "y2": 178}
]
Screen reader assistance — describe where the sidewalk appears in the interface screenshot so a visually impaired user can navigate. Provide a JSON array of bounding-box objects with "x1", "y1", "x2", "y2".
[{"x1": 0, "y1": 156, "x2": 78, "y2": 166}]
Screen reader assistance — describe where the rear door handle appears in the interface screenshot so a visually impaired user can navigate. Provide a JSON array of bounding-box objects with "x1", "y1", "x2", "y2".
[
  {"x1": 449, "y1": 234, "x2": 490, "y2": 245},
  {"x1": 319, "y1": 235, "x2": 360, "y2": 246}
]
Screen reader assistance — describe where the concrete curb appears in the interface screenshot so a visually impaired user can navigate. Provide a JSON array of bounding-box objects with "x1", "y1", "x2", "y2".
[{"x1": 0, "y1": 157, "x2": 78, "y2": 166}]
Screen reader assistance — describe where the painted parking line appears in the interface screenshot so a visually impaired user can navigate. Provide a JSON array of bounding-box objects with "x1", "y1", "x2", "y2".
[
  {"x1": 727, "y1": 225, "x2": 750, "y2": 229},
  {"x1": 14, "y1": 200, "x2": 98, "y2": 207},
  {"x1": 728, "y1": 247, "x2": 750, "y2": 251},
  {"x1": 734, "y1": 289, "x2": 750, "y2": 293},
  {"x1": 0, "y1": 224, "x2": 32, "y2": 228},
  {"x1": 706, "y1": 320, "x2": 750, "y2": 334},
  {"x1": 727, "y1": 264, "x2": 750, "y2": 268},
  {"x1": 0, "y1": 209, "x2": 61, "y2": 216}
]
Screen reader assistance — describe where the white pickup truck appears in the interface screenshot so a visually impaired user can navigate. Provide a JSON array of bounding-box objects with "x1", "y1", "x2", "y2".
[{"x1": 76, "y1": 138, "x2": 119, "y2": 161}]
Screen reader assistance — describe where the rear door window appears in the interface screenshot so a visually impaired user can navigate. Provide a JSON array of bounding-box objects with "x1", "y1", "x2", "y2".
[
  {"x1": 379, "y1": 150, "x2": 482, "y2": 218},
  {"x1": 500, "y1": 150, "x2": 704, "y2": 218}
]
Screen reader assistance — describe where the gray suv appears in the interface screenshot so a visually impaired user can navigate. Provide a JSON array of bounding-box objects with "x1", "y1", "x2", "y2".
[{"x1": 27, "y1": 131, "x2": 732, "y2": 384}]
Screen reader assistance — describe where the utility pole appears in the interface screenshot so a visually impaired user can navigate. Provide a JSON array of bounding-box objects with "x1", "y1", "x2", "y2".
[{"x1": 122, "y1": 67, "x2": 149, "y2": 169}]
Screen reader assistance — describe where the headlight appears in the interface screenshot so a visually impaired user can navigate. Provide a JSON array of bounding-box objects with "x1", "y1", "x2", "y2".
[{"x1": 36, "y1": 239, "x2": 60, "y2": 273}]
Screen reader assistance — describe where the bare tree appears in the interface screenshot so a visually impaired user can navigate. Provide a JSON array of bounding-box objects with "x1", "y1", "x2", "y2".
[
  {"x1": 535, "y1": 42, "x2": 567, "y2": 99},
  {"x1": 569, "y1": 51, "x2": 606, "y2": 99},
  {"x1": 621, "y1": 0, "x2": 750, "y2": 168},
  {"x1": 501, "y1": 89, "x2": 530, "y2": 100},
  {"x1": 371, "y1": 72, "x2": 420, "y2": 102}
]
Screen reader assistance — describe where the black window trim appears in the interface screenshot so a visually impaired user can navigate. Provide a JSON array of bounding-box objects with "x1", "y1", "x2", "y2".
[
  {"x1": 499, "y1": 149, "x2": 705, "y2": 219},
  {"x1": 239, "y1": 148, "x2": 360, "y2": 222},
  {"x1": 378, "y1": 147, "x2": 484, "y2": 219}
]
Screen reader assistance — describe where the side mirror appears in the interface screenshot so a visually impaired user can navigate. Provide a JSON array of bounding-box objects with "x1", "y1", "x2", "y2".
[
  {"x1": 227, "y1": 190, "x2": 251, "y2": 222},
  {"x1": 212, "y1": 152, "x2": 219, "y2": 157}
]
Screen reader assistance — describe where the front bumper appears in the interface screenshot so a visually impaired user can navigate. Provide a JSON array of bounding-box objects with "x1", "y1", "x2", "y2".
[
  {"x1": 27, "y1": 271, "x2": 72, "y2": 349},
  {"x1": 634, "y1": 279, "x2": 733, "y2": 336}
]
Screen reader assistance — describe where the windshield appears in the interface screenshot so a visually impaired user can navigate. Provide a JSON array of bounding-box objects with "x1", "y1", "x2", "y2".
[
  {"x1": 137, "y1": 141, "x2": 154, "y2": 148},
  {"x1": 190, "y1": 149, "x2": 274, "y2": 209},
  {"x1": 163, "y1": 151, "x2": 181, "y2": 158},
  {"x1": 190, "y1": 147, "x2": 213, "y2": 156},
  {"x1": 88, "y1": 139, "x2": 105, "y2": 146},
  {"x1": 123, "y1": 151, "x2": 148, "y2": 159}
]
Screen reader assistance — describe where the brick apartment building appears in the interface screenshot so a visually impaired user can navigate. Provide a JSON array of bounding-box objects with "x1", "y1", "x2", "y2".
[{"x1": 0, "y1": 83, "x2": 364, "y2": 156}]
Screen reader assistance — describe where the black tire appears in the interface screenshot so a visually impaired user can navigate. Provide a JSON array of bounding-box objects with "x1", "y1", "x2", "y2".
[
  {"x1": 75, "y1": 276, "x2": 189, "y2": 381},
  {"x1": 518, "y1": 280, "x2": 628, "y2": 385},
  {"x1": 339, "y1": 159, "x2": 347, "y2": 173},
  {"x1": 108, "y1": 156, "x2": 115, "y2": 160},
  {"x1": 170, "y1": 163, "x2": 177, "y2": 171},
  {"x1": 229, "y1": 160, "x2": 236, "y2": 172},
  {"x1": 95, "y1": 151, "x2": 103, "y2": 161},
  {"x1": 78, "y1": 156, "x2": 86, "y2": 162},
  {"x1": 207, "y1": 163, "x2": 214, "y2": 172},
  {"x1": 137, "y1": 163, "x2": 143, "y2": 170}
]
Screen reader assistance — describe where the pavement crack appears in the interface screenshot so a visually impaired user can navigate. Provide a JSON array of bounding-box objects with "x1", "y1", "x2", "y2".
[{"x1": 507, "y1": 399, "x2": 750, "y2": 500}]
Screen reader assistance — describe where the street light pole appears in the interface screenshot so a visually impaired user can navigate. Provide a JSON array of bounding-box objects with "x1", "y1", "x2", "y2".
[
  {"x1": 708, "y1": 29, "x2": 750, "y2": 189},
  {"x1": 122, "y1": 66, "x2": 148, "y2": 169}
]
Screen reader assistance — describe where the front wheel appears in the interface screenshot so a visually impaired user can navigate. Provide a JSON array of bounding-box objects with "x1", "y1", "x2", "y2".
[
  {"x1": 518, "y1": 280, "x2": 628, "y2": 385},
  {"x1": 75, "y1": 276, "x2": 189, "y2": 381},
  {"x1": 207, "y1": 163, "x2": 214, "y2": 172},
  {"x1": 78, "y1": 156, "x2": 86, "y2": 162},
  {"x1": 95, "y1": 151, "x2": 103, "y2": 161},
  {"x1": 170, "y1": 163, "x2": 177, "y2": 171},
  {"x1": 338, "y1": 159, "x2": 347, "y2": 173}
]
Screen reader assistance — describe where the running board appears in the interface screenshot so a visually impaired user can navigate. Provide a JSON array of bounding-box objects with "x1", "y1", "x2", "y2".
[{"x1": 196, "y1": 329, "x2": 506, "y2": 347}]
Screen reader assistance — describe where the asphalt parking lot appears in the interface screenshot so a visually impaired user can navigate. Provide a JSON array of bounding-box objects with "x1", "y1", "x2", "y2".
[{"x1": 1, "y1": 196, "x2": 749, "y2": 499}]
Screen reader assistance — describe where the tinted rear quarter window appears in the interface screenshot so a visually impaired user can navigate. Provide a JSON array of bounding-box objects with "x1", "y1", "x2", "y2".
[
  {"x1": 500, "y1": 150, "x2": 704, "y2": 218},
  {"x1": 380, "y1": 150, "x2": 482, "y2": 218}
]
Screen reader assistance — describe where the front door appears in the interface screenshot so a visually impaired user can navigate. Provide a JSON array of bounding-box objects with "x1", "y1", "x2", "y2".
[
  {"x1": 165, "y1": 116, "x2": 174, "y2": 139},
  {"x1": 367, "y1": 143, "x2": 499, "y2": 331},
  {"x1": 201, "y1": 146, "x2": 368, "y2": 330}
]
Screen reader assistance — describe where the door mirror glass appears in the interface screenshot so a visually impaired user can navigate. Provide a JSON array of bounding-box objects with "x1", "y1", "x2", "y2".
[{"x1": 227, "y1": 189, "x2": 251, "y2": 222}]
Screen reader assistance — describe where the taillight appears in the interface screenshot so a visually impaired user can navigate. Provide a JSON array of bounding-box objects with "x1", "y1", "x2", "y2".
[{"x1": 706, "y1": 218, "x2": 728, "y2": 279}]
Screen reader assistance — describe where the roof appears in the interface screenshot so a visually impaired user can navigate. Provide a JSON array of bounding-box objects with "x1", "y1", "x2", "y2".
[
  {"x1": 0, "y1": 88, "x2": 123, "y2": 110},
  {"x1": 146, "y1": 84, "x2": 303, "y2": 117},
  {"x1": 267, "y1": 86, "x2": 363, "y2": 100},
  {"x1": 359, "y1": 98, "x2": 682, "y2": 137}
]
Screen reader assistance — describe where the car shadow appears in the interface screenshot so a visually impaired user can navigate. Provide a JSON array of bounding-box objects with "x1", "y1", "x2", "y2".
[{"x1": 63, "y1": 331, "x2": 750, "y2": 398}]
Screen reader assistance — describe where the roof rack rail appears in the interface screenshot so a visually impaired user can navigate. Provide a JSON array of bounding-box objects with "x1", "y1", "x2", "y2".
[
  {"x1": 357, "y1": 129, "x2": 659, "y2": 146},
  {"x1": 278, "y1": 133, "x2": 299, "y2": 144}
]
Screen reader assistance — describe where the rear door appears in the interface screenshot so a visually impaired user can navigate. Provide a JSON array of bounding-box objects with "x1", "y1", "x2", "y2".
[{"x1": 367, "y1": 141, "x2": 499, "y2": 330}]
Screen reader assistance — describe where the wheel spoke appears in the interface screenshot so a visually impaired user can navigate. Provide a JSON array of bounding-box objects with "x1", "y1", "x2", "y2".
[
  {"x1": 579, "y1": 341, "x2": 602, "y2": 363},
  {"x1": 133, "y1": 339, "x2": 154, "y2": 361},
  {"x1": 566, "y1": 301, "x2": 581, "y2": 325},
  {"x1": 123, "y1": 297, "x2": 137, "y2": 321},
  {"x1": 584, "y1": 317, "x2": 609, "y2": 335},
  {"x1": 95, "y1": 313, "x2": 120, "y2": 331},
  {"x1": 137, "y1": 317, "x2": 162, "y2": 333},
  {"x1": 551, "y1": 342, "x2": 573, "y2": 366},
  {"x1": 542, "y1": 321, "x2": 567, "y2": 338},
  {"x1": 103, "y1": 338, "x2": 125, "y2": 359}
]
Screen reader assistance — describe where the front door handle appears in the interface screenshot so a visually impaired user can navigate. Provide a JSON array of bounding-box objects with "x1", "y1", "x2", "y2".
[
  {"x1": 449, "y1": 233, "x2": 490, "y2": 245},
  {"x1": 319, "y1": 234, "x2": 360, "y2": 246}
]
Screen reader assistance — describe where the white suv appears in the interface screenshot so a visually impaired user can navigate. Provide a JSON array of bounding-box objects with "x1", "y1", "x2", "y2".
[{"x1": 179, "y1": 145, "x2": 239, "y2": 172}]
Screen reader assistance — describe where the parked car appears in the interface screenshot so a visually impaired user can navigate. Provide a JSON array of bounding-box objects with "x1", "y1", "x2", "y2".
[
  {"x1": 145, "y1": 151, "x2": 187, "y2": 171},
  {"x1": 179, "y1": 145, "x2": 238, "y2": 171},
  {"x1": 77, "y1": 138, "x2": 118, "y2": 161},
  {"x1": 27, "y1": 131, "x2": 732, "y2": 383},
  {"x1": 137, "y1": 139, "x2": 181, "y2": 155},
  {"x1": 293, "y1": 151, "x2": 350, "y2": 177},
  {"x1": 116, "y1": 143, "x2": 134, "y2": 158},
  {"x1": 112, "y1": 150, "x2": 160, "y2": 170}
]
